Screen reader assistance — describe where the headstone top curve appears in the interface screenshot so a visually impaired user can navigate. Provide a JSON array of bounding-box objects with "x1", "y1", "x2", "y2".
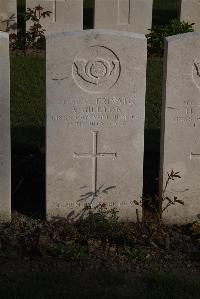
[{"x1": 46, "y1": 29, "x2": 147, "y2": 41}]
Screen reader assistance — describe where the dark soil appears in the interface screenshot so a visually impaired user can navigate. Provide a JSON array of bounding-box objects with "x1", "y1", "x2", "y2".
[{"x1": 0, "y1": 212, "x2": 199, "y2": 275}]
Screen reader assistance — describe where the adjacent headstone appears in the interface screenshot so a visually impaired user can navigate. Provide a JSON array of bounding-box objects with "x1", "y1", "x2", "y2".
[
  {"x1": 180, "y1": 0, "x2": 200, "y2": 32},
  {"x1": 46, "y1": 30, "x2": 146, "y2": 221},
  {"x1": 0, "y1": 0, "x2": 17, "y2": 33},
  {"x1": 0, "y1": 32, "x2": 11, "y2": 222},
  {"x1": 26, "y1": 0, "x2": 83, "y2": 34},
  {"x1": 160, "y1": 32, "x2": 200, "y2": 224},
  {"x1": 94, "y1": 0, "x2": 153, "y2": 34}
]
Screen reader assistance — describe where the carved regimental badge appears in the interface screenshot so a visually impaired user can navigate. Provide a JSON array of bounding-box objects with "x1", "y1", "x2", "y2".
[{"x1": 72, "y1": 46, "x2": 121, "y2": 94}]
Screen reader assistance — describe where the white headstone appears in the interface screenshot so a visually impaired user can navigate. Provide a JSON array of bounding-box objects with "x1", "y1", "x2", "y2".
[
  {"x1": 180, "y1": 0, "x2": 200, "y2": 32},
  {"x1": 94, "y1": 0, "x2": 153, "y2": 34},
  {"x1": 160, "y1": 32, "x2": 200, "y2": 224},
  {"x1": 0, "y1": 32, "x2": 11, "y2": 222},
  {"x1": 0, "y1": 0, "x2": 17, "y2": 33},
  {"x1": 26, "y1": 0, "x2": 83, "y2": 34},
  {"x1": 46, "y1": 30, "x2": 146, "y2": 221}
]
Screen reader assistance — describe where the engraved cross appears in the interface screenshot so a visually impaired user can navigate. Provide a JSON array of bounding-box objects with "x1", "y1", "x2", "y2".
[
  {"x1": 43, "y1": 0, "x2": 66, "y2": 23},
  {"x1": 73, "y1": 131, "x2": 117, "y2": 195}
]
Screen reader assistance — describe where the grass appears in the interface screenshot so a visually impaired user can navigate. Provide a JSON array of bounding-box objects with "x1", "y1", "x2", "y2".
[
  {"x1": 154, "y1": 0, "x2": 180, "y2": 11},
  {"x1": 84, "y1": 0, "x2": 93, "y2": 9},
  {"x1": 11, "y1": 56, "x2": 45, "y2": 148},
  {"x1": 0, "y1": 271, "x2": 200, "y2": 298},
  {"x1": 153, "y1": 0, "x2": 180, "y2": 25},
  {"x1": 146, "y1": 58, "x2": 163, "y2": 130}
]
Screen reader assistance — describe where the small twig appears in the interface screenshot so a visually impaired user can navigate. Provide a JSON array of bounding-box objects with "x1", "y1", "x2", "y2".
[
  {"x1": 13, "y1": 178, "x2": 24, "y2": 195},
  {"x1": 165, "y1": 234, "x2": 170, "y2": 251},
  {"x1": 136, "y1": 209, "x2": 139, "y2": 222}
]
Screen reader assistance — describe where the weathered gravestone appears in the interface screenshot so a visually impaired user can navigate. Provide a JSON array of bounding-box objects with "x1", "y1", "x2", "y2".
[
  {"x1": 160, "y1": 32, "x2": 200, "y2": 224},
  {"x1": 94, "y1": 0, "x2": 153, "y2": 34},
  {"x1": 0, "y1": 0, "x2": 17, "y2": 33},
  {"x1": 26, "y1": 0, "x2": 83, "y2": 34},
  {"x1": 180, "y1": 0, "x2": 200, "y2": 32},
  {"x1": 46, "y1": 30, "x2": 146, "y2": 221},
  {"x1": 0, "y1": 32, "x2": 11, "y2": 222}
]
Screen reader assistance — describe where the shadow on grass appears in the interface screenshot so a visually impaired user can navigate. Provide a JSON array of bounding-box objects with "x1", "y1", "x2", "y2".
[
  {"x1": 17, "y1": 0, "x2": 26, "y2": 32},
  {"x1": 12, "y1": 127, "x2": 45, "y2": 219},
  {"x1": 143, "y1": 128, "x2": 160, "y2": 197},
  {"x1": 84, "y1": 8, "x2": 94, "y2": 29},
  {"x1": 143, "y1": 128, "x2": 160, "y2": 219},
  {"x1": 152, "y1": 0, "x2": 180, "y2": 26},
  {"x1": 153, "y1": 9, "x2": 179, "y2": 26}
]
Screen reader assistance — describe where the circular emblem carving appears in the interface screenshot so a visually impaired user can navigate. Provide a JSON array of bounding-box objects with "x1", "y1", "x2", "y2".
[
  {"x1": 72, "y1": 46, "x2": 121, "y2": 94},
  {"x1": 192, "y1": 59, "x2": 200, "y2": 90}
]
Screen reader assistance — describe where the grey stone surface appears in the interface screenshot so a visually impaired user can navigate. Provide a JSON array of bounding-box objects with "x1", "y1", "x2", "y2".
[
  {"x1": 0, "y1": 0, "x2": 17, "y2": 33},
  {"x1": 46, "y1": 30, "x2": 146, "y2": 221},
  {"x1": 94, "y1": 0, "x2": 153, "y2": 34},
  {"x1": 0, "y1": 32, "x2": 11, "y2": 222},
  {"x1": 180, "y1": 0, "x2": 200, "y2": 32},
  {"x1": 26, "y1": 0, "x2": 83, "y2": 34},
  {"x1": 160, "y1": 32, "x2": 200, "y2": 224}
]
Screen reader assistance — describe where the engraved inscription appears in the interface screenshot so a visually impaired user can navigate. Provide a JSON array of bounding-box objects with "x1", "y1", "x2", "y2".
[
  {"x1": 72, "y1": 46, "x2": 121, "y2": 94},
  {"x1": 73, "y1": 131, "x2": 117, "y2": 195},
  {"x1": 42, "y1": 0, "x2": 66, "y2": 23},
  {"x1": 51, "y1": 96, "x2": 142, "y2": 128},
  {"x1": 52, "y1": 113, "x2": 138, "y2": 127},
  {"x1": 57, "y1": 200, "x2": 137, "y2": 208},
  {"x1": 170, "y1": 100, "x2": 200, "y2": 127},
  {"x1": 118, "y1": 0, "x2": 130, "y2": 25}
]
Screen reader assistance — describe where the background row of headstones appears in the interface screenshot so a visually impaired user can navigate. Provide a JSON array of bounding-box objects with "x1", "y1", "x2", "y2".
[
  {"x1": 1, "y1": 0, "x2": 153, "y2": 34},
  {"x1": 3, "y1": 1, "x2": 200, "y2": 34},
  {"x1": 1, "y1": 29, "x2": 200, "y2": 224}
]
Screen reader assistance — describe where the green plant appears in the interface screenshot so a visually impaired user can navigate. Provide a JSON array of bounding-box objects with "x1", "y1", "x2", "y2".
[
  {"x1": 124, "y1": 246, "x2": 146, "y2": 261},
  {"x1": 76, "y1": 204, "x2": 122, "y2": 241},
  {"x1": 161, "y1": 169, "x2": 184, "y2": 214},
  {"x1": 147, "y1": 19, "x2": 194, "y2": 57},
  {"x1": 192, "y1": 222, "x2": 200, "y2": 235},
  {"x1": 57, "y1": 240, "x2": 88, "y2": 260},
  {"x1": 137, "y1": 170, "x2": 184, "y2": 221},
  {"x1": 192, "y1": 215, "x2": 200, "y2": 235},
  {"x1": 10, "y1": 5, "x2": 51, "y2": 51}
]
